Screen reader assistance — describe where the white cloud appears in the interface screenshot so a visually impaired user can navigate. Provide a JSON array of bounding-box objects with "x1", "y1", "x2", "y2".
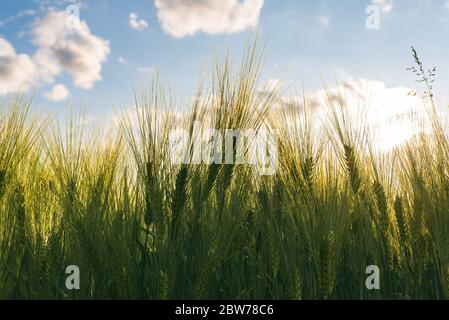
[
  {"x1": 154, "y1": 0, "x2": 264, "y2": 38},
  {"x1": 0, "y1": 10, "x2": 110, "y2": 96},
  {"x1": 118, "y1": 56, "x2": 128, "y2": 64},
  {"x1": 32, "y1": 10, "x2": 110, "y2": 89},
  {"x1": 317, "y1": 16, "x2": 331, "y2": 27},
  {"x1": 372, "y1": 0, "x2": 394, "y2": 13},
  {"x1": 333, "y1": 80, "x2": 426, "y2": 150},
  {"x1": 0, "y1": 37, "x2": 38, "y2": 95},
  {"x1": 44, "y1": 83, "x2": 70, "y2": 101},
  {"x1": 0, "y1": 9, "x2": 37, "y2": 27},
  {"x1": 273, "y1": 79, "x2": 427, "y2": 151},
  {"x1": 129, "y1": 12, "x2": 149, "y2": 31}
]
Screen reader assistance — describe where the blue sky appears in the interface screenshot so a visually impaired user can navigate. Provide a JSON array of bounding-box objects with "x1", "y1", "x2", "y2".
[{"x1": 1, "y1": 0, "x2": 449, "y2": 118}]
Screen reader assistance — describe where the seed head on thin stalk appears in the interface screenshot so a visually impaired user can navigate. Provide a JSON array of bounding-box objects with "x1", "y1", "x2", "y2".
[{"x1": 406, "y1": 46, "x2": 437, "y2": 101}]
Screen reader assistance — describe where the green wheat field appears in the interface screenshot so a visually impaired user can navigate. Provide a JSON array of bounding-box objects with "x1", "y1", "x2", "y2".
[{"x1": 0, "y1": 44, "x2": 448, "y2": 300}]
